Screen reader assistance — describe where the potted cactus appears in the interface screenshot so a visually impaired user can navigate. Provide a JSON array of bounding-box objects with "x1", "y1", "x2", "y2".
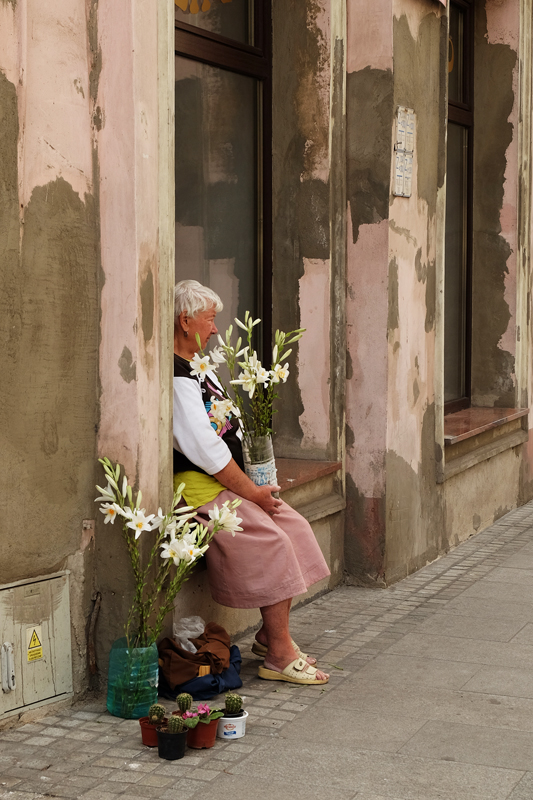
[
  {"x1": 224, "y1": 691, "x2": 244, "y2": 717},
  {"x1": 217, "y1": 692, "x2": 249, "y2": 740},
  {"x1": 156, "y1": 714, "x2": 188, "y2": 760},
  {"x1": 175, "y1": 692, "x2": 193, "y2": 714},
  {"x1": 138, "y1": 703, "x2": 168, "y2": 747}
]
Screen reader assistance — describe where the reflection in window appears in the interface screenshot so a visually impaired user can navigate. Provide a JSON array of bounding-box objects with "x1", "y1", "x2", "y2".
[
  {"x1": 175, "y1": 0, "x2": 254, "y2": 46},
  {"x1": 444, "y1": 0, "x2": 472, "y2": 407},
  {"x1": 175, "y1": 56, "x2": 260, "y2": 339},
  {"x1": 444, "y1": 124, "x2": 468, "y2": 402},
  {"x1": 448, "y1": 4, "x2": 464, "y2": 104}
]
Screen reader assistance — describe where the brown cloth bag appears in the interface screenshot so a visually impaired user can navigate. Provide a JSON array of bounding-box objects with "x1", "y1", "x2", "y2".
[{"x1": 158, "y1": 622, "x2": 231, "y2": 690}]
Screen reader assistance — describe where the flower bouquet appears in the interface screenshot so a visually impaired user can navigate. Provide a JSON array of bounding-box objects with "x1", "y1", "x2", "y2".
[
  {"x1": 95, "y1": 457, "x2": 242, "y2": 717},
  {"x1": 192, "y1": 312, "x2": 304, "y2": 486}
]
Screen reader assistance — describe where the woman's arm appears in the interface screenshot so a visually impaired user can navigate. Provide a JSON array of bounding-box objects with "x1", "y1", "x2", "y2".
[{"x1": 213, "y1": 459, "x2": 281, "y2": 516}]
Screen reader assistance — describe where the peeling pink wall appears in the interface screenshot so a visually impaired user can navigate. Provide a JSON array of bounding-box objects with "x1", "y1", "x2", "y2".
[
  {"x1": 294, "y1": 0, "x2": 333, "y2": 454},
  {"x1": 387, "y1": 195, "x2": 435, "y2": 473},
  {"x1": 0, "y1": 0, "x2": 93, "y2": 207},
  {"x1": 298, "y1": 258, "x2": 331, "y2": 451},
  {"x1": 346, "y1": 219, "x2": 388, "y2": 498},
  {"x1": 96, "y1": 0, "x2": 162, "y2": 504},
  {"x1": 347, "y1": 0, "x2": 393, "y2": 72}
]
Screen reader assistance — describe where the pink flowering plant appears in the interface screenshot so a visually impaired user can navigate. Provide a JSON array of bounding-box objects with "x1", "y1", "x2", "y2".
[{"x1": 180, "y1": 703, "x2": 224, "y2": 728}]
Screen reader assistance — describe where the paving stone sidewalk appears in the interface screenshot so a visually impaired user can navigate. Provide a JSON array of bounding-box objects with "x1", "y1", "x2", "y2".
[{"x1": 4, "y1": 502, "x2": 533, "y2": 799}]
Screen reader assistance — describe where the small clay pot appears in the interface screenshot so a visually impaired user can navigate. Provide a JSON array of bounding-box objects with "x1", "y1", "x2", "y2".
[
  {"x1": 186, "y1": 718, "x2": 219, "y2": 749},
  {"x1": 139, "y1": 716, "x2": 168, "y2": 747},
  {"x1": 156, "y1": 727, "x2": 188, "y2": 760}
]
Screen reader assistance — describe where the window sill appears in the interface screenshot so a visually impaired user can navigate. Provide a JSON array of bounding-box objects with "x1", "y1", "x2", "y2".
[
  {"x1": 440, "y1": 407, "x2": 529, "y2": 482},
  {"x1": 277, "y1": 458, "x2": 345, "y2": 523}
]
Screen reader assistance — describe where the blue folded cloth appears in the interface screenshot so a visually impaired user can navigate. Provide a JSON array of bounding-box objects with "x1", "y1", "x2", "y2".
[{"x1": 158, "y1": 644, "x2": 243, "y2": 701}]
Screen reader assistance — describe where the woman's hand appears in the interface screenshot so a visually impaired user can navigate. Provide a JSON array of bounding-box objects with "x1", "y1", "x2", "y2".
[
  {"x1": 253, "y1": 484, "x2": 282, "y2": 516},
  {"x1": 213, "y1": 459, "x2": 282, "y2": 515}
]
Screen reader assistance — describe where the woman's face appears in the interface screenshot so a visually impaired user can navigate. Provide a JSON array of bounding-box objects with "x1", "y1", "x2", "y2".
[{"x1": 188, "y1": 306, "x2": 219, "y2": 351}]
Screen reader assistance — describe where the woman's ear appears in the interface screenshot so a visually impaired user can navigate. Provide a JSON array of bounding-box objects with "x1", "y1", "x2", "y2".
[{"x1": 179, "y1": 311, "x2": 188, "y2": 334}]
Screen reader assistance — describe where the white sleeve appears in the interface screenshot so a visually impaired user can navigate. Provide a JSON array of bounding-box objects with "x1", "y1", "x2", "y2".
[{"x1": 173, "y1": 376, "x2": 233, "y2": 475}]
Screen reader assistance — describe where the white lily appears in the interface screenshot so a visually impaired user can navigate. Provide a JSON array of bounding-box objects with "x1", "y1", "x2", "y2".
[
  {"x1": 208, "y1": 503, "x2": 243, "y2": 537},
  {"x1": 210, "y1": 396, "x2": 238, "y2": 423},
  {"x1": 190, "y1": 353, "x2": 214, "y2": 381},
  {"x1": 126, "y1": 509, "x2": 157, "y2": 539},
  {"x1": 229, "y1": 400, "x2": 241, "y2": 418},
  {"x1": 209, "y1": 346, "x2": 226, "y2": 365},
  {"x1": 231, "y1": 370, "x2": 256, "y2": 398},
  {"x1": 255, "y1": 366, "x2": 270, "y2": 386},
  {"x1": 151, "y1": 507, "x2": 166, "y2": 530},
  {"x1": 270, "y1": 362, "x2": 290, "y2": 384},
  {"x1": 95, "y1": 483, "x2": 116, "y2": 502},
  {"x1": 99, "y1": 502, "x2": 121, "y2": 524},
  {"x1": 247, "y1": 350, "x2": 261, "y2": 372},
  {"x1": 160, "y1": 530, "x2": 206, "y2": 565},
  {"x1": 160, "y1": 535, "x2": 188, "y2": 565}
]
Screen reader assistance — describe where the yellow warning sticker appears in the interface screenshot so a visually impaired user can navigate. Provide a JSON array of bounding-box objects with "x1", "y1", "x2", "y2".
[{"x1": 27, "y1": 626, "x2": 43, "y2": 662}]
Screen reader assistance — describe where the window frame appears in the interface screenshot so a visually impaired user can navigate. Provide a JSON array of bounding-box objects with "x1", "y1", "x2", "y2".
[
  {"x1": 444, "y1": 0, "x2": 474, "y2": 414},
  {"x1": 174, "y1": 0, "x2": 273, "y2": 353}
]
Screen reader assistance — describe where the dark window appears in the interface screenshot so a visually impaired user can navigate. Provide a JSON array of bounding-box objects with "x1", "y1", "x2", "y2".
[
  {"x1": 444, "y1": 0, "x2": 473, "y2": 410},
  {"x1": 174, "y1": 0, "x2": 272, "y2": 345}
]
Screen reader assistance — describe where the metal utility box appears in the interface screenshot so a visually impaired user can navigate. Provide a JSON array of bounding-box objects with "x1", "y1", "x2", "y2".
[{"x1": 1, "y1": 573, "x2": 73, "y2": 719}]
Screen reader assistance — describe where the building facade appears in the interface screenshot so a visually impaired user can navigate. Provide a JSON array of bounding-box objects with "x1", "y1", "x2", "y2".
[{"x1": 1, "y1": 0, "x2": 532, "y2": 721}]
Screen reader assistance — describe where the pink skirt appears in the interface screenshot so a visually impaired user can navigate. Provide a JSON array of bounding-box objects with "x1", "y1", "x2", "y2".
[{"x1": 195, "y1": 490, "x2": 331, "y2": 609}]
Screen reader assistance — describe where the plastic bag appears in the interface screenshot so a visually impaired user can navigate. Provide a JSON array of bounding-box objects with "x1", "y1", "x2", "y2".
[{"x1": 173, "y1": 616, "x2": 206, "y2": 653}]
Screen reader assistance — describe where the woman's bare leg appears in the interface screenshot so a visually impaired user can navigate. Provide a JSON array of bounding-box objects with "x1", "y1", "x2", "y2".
[
  {"x1": 259, "y1": 599, "x2": 328, "y2": 681},
  {"x1": 256, "y1": 598, "x2": 317, "y2": 665}
]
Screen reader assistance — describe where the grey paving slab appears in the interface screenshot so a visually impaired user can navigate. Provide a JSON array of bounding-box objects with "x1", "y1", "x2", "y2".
[
  {"x1": 80, "y1": 781, "x2": 126, "y2": 795},
  {"x1": 78, "y1": 792, "x2": 121, "y2": 800},
  {"x1": 412, "y1": 611, "x2": 527, "y2": 642},
  {"x1": 507, "y1": 772, "x2": 533, "y2": 799},
  {"x1": 192, "y1": 772, "x2": 359, "y2": 800},
  {"x1": 226, "y1": 741, "x2": 522, "y2": 800},
  {"x1": 355, "y1": 652, "x2": 482, "y2": 688},
  {"x1": 500, "y1": 552, "x2": 533, "y2": 570},
  {"x1": 400, "y1": 718, "x2": 533, "y2": 771},
  {"x1": 510, "y1": 622, "x2": 533, "y2": 645},
  {"x1": 456, "y1": 579, "x2": 533, "y2": 605},
  {"x1": 386, "y1": 632, "x2": 533, "y2": 669},
  {"x1": 461, "y1": 664, "x2": 533, "y2": 699},
  {"x1": 443, "y1": 595, "x2": 533, "y2": 622},
  {"x1": 0, "y1": 793, "x2": 46, "y2": 800},
  {"x1": 322, "y1": 675, "x2": 533, "y2": 732},
  {"x1": 484, "y1": 567, "x2": 533, "y2": 585},
  {"x1": 282, "y1": 706, "x2": 427, "y2": 752}
]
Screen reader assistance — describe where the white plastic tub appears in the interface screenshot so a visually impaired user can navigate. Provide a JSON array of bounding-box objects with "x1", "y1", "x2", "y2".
[{"x1": 216, "y1": 710, "x2": 249, "y2": 740}]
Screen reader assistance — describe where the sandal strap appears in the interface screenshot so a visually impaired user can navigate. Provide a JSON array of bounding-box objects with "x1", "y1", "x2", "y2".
[{"x1": 286, "y1": 658, "x2": 317, "y2": 677}]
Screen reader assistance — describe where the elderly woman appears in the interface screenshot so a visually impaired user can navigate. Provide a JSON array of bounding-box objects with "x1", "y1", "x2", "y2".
[{"x1": 173, "y1": 279, "x2": 330, "y2": 685}]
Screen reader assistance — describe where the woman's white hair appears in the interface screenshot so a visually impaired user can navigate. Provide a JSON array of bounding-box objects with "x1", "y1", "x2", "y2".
[{"x1": 174, "y1": 279, "x2": 223, "y2": 321}]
